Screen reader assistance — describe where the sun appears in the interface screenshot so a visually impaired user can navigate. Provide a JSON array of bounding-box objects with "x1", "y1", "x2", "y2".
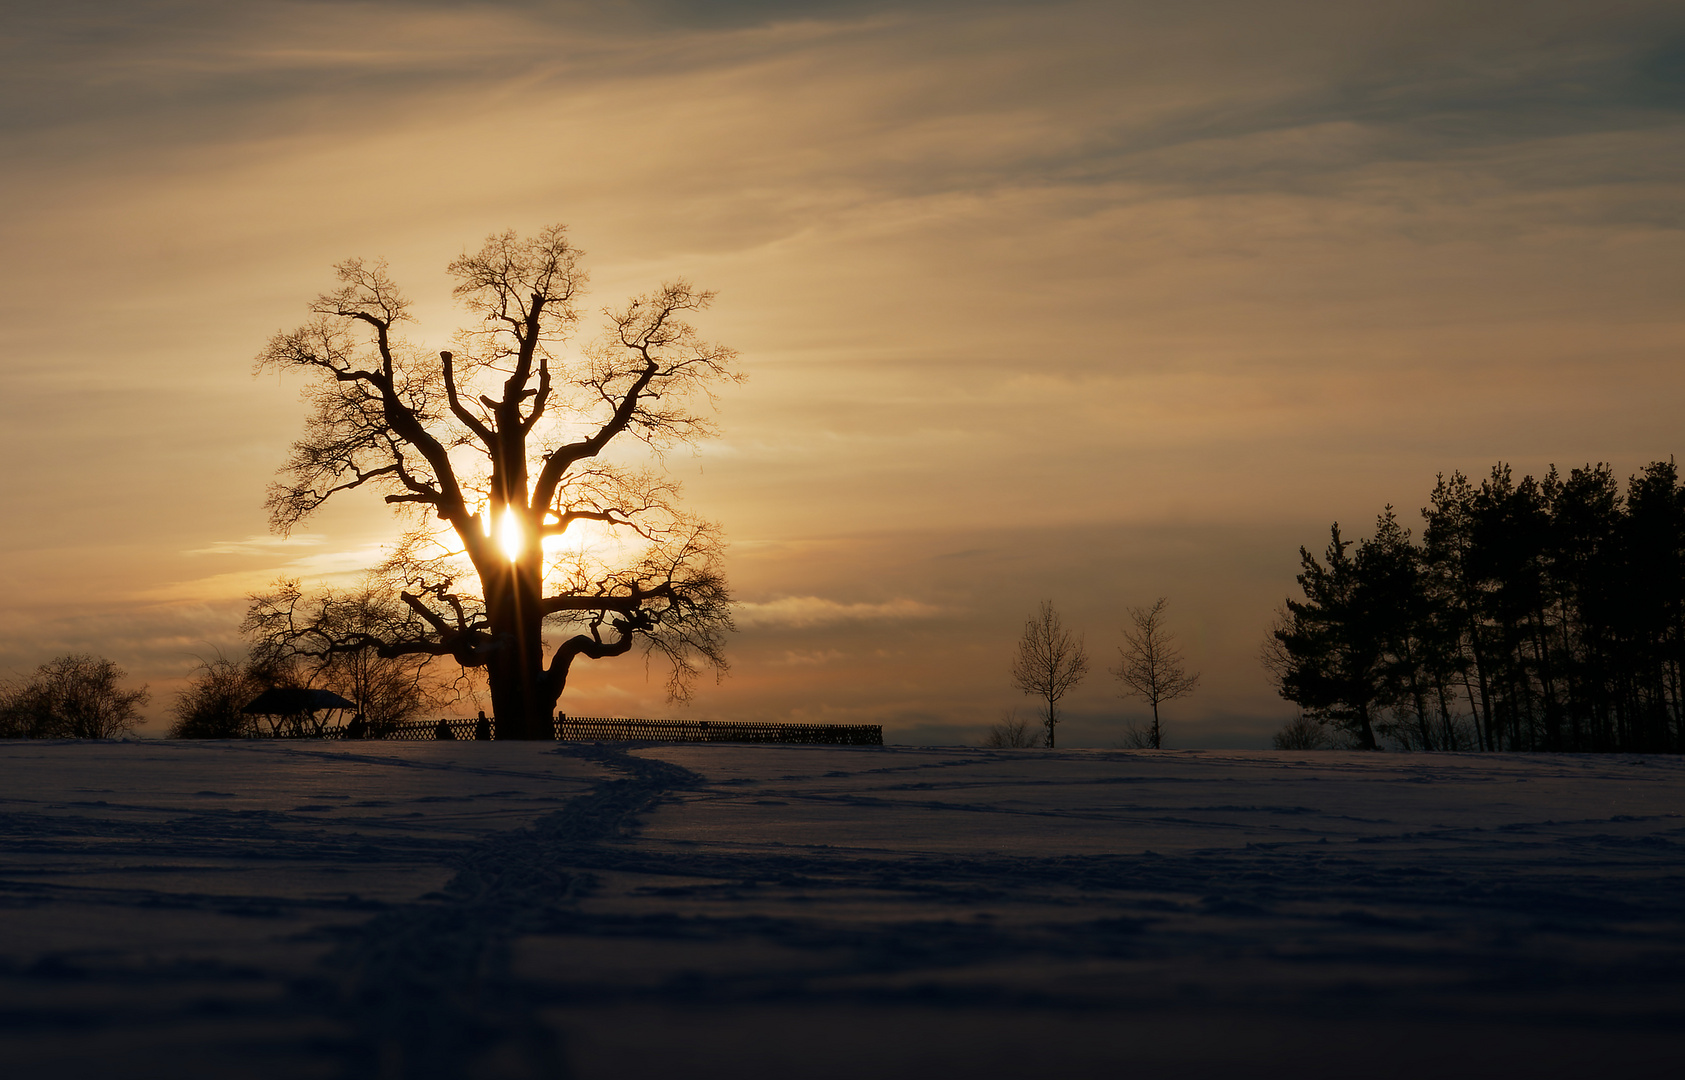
[{"x1": 496, "y1": 505, "x2": 523, "y2": 561}]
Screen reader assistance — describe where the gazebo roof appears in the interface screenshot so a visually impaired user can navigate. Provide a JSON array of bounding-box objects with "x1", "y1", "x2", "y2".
[{"x1": 241, "y1": 688, "x2": 357, "y2": 716}]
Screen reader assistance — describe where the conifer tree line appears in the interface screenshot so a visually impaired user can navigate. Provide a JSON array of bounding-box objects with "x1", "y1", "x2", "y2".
[{"x1": 1268, "y1": 460, "x2": 1685, "y2": 753}]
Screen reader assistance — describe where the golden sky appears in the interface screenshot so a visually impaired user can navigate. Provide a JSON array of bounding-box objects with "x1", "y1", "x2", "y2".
[{"x1": 3, "y1": 1, "x2": 1684, "y2": 743}]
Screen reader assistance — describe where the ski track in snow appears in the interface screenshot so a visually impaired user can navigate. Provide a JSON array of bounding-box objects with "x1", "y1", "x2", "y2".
[{"x1": 1, "y1": 742, "x2": 1683, "y2": 1078}]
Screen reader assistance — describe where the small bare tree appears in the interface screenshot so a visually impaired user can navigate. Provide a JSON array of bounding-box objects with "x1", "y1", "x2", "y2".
[
  {"x1": 1010, "y1": 600, "x2": 1089, "y2": 748},
  {"x1": 1113, "y1": 598, "x2": 1200, "y2": 750}
]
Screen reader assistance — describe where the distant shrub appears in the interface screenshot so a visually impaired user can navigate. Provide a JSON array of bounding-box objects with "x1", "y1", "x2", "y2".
[
  {"x1": 1375, "y1": 712, "x2": 1479, "y2": 752},
  {"x1": 983, "y1": 709, "x2": 1040, "y2": 748},
  {"x1": 1115, "y1": 721, "x2": 1157, "y2": 749},
  {"x1": 169, "y1": 655, "x2": 268, "y2": 739},
  {"x1": 0, "y1": 654, "x2": 149, "y2": 739},
  {"x1": 1273, "y1": 715, "x2": 1335, "y2": 750}
]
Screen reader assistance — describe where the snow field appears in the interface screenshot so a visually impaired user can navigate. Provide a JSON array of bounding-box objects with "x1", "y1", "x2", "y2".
[{"x1": 1, "y1": 742, "x2": 1682, "y2": 1078}]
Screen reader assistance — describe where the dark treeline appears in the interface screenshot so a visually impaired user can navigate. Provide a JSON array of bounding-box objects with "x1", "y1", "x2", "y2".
[{"x1": 1270, "y1": 460, "x2": 1685, "y2": 753}]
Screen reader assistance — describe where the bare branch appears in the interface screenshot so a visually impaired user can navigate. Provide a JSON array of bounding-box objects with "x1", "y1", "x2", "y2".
[{"x1": 532, "y1": 282, "x2": 741, "y2": 513}]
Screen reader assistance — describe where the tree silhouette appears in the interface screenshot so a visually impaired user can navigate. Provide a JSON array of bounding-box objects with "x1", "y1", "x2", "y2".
[
  {"x1": 244, "y1": 579, "x2": 441, "y2": 735},
  {"x1": 1, "y1": 655, "x2": 148, "y2": 739},
  {"x1": 253, "y1": 226, "x2": 740, "y2": 738},
  {"x1": 1269, "y1": 525, "x2": 1384, "y2": 749},
  {"x1": 1275, "y1": 460, "x2": 1685, "y2": 753},
  {"x1": 1010, "y1": 600, "x2": 1089, "y2": 748},
  {"x1": 1112, "y1": 597, "x2": 1200, "y2": 749},
  {"x1": 169, "y1": 654, "x2": 266, "y2": 739}
]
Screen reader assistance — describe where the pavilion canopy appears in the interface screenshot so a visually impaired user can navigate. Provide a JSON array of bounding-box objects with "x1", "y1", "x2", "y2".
[{"x1": 241, "y1": 688, "x2": 356, "y2": 716}]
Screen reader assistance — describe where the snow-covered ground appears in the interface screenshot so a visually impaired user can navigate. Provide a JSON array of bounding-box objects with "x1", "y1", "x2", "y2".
[{"x1": 2, "y1": 742, "x2": 1682, "y2": 1078}]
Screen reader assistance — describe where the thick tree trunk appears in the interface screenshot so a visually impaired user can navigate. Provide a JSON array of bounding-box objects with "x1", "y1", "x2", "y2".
[
  {"x1": 483, "y1": 558, "x2": 554, "y2": 740},
  {"x1": 486, "y1": 651, "x2": 553, "y2": 740}
]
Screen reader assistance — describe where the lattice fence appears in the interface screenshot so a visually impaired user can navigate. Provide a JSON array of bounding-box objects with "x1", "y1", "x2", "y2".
[
  {"x1": 559, "y1": 716, "x2": 881, "y2": 745},
  {"x1": 324, "y1": 715, "x2": 881, "y2": 746}
]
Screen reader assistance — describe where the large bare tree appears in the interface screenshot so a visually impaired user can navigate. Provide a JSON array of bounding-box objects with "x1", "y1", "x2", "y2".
[
  {"x1": 1010, "y1": 600, "x2": 1089, "y2": 748},
  {"x1": 1113, "y1": 597, "x2": 1200, "y2": 749},
  {"x1": 251, "y1": 226, "x2": 741, "y2": 738}
]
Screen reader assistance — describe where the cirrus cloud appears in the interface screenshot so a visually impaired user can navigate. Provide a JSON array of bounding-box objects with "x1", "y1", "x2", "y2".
[{"x1": 733, "y1": 595, "x2": 943, "y2": 628}]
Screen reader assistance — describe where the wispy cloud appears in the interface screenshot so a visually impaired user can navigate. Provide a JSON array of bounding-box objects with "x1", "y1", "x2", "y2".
[
  {"x1": 771, "y1": 648, "x2": 849, "y2": 667},
  {"x1": 185, "y1": 534, "x2": 326, "y2": 556},
  {"x1": 733, "y1": 596, "x2": 942, "y2": 628},
  {"x1": 4, "y1": 0, "x2": 1685, "y2": 746}
]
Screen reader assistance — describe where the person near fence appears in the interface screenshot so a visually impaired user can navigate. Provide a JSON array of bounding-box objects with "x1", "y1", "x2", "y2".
[
  {"x1": 434, "y1": 719, "x2": 456, "y2": 741},
  {"x1": 475, "y1": 711, "x2": 491, "y2": 741}
]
